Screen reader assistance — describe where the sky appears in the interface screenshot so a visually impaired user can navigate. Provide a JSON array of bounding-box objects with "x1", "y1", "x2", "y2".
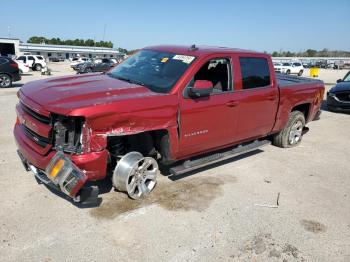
[{"x1": 1, "y1": 0, "x2": 349, "y2": 52}]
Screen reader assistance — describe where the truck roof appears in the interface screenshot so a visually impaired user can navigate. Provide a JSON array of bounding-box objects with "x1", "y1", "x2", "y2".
[{"x1": 145, "y1": 45, "x2": 261, "y2": 57}]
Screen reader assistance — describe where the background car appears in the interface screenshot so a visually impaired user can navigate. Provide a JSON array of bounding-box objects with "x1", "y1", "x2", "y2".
[
  {"x1": 70, "y1": 57, "x2": 90, "y2": 68},
  {"x1": 74, "y1": 58, "x2": 116, "y2": 73},
  {"x1": 273, "y1": 62, "x2": 283, "y2": 73},
  {"x1": 49, "y1": 57, "x2": 60, "y2": 62},
  {"x1": 15, "y1": 55, "x2": 47, "y2": 71},
  {"x1": 327, "y1": 71, "x2": 350, "y2": 113},
  {"x1": 280, "y1": 62, "x2": 304, "y2": 76},
  {"x1": 0, "y1": 56, "x2": 21, "y2": 88}
]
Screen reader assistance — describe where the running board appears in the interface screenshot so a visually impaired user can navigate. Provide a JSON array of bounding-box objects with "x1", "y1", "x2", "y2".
[{"x1": 169, "y1": 140, "x2": 271, "y2": 176}]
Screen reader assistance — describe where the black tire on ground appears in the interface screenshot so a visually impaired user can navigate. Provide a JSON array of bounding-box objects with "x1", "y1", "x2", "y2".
[
  {"x1": 273, "y1": 111, "x2": 306, "y2": 148},
  {"x1": 286, "y1": 69, "x2": 291, "y2": 75},
  {"x1": 298, "y1": 70, "x2": 303, "y2": 76},
  {"x1": 34, "y1": 64, "x2": 42, "y2": 71},
  {"x1": 0, "y1": 74, "x2": 12, "y2": 88}
]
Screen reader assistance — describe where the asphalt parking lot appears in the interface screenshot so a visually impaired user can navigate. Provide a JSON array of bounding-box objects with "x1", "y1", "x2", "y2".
[{"x1": 1, "y1": 64, "x2": 349, "y2": 262}]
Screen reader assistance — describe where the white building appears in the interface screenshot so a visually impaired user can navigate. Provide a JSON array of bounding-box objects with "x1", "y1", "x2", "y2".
[
  {"x1": 0, "y1": 38, "x2": 20, "y2": 56},
  {"x1": 0, "y1": 37, "x2": 124, "y2": 60}
]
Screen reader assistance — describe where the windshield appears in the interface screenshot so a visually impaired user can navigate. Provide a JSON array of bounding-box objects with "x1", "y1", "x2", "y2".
[
  {"x1": 107, "y1": 49, "x2": 195, "y2": 93},
  {"x1": 283, "y1": 63, "x2": 291, "y2": 66},
  {"x1": 343, "y1": 72, "x2": 350, "y2": 82}
]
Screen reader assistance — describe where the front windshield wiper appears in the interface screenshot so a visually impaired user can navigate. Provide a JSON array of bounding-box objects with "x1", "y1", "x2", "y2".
[{"x1": 107, "y1": 74, "x2": 145, "y2": 86}]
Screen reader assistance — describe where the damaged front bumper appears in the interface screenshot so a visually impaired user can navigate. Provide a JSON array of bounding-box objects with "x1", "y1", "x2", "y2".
[{"x1": 17, "y1": 150, "x2": 99, "y2": 205}]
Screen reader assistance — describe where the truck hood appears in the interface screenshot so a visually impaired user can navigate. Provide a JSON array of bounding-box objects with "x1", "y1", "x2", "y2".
[
  {"x1": 330, "y1": 81, "x2": 350, "y2": 93},
  {"x1": 20, "y1": 73, "x2": 162, "y2": 115}
]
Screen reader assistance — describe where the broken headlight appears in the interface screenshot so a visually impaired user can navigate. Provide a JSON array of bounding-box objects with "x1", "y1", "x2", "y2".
[{"x1": 53, "y1": 115, "x2": 85, "y2": 154}]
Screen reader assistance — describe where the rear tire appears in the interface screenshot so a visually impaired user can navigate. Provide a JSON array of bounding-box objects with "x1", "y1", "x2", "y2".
[
  {"x1": 0, "y1": 74, "x2": 12, "y2": 88},
  {"x1": 273, "y1": 111, "x2": 305, "y2": 148},
  {"x1": 34, "y1": 64, "x2": 42, "y2": 71},
  {"x1": 298, "y1": 70, "x2": 303, "y2": 76}
]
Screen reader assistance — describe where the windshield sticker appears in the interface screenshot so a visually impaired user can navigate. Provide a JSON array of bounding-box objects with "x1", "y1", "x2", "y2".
[
  {"x1": 161, "y1": 57, "x2": 169, "y2": 63},
  {"x1": 173, "y1": 55, "x2": 195, "y2": 64}
]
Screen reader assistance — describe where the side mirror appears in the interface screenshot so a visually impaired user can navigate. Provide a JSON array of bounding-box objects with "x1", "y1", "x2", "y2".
[
  {"x1": 188, "y1": 80, "x2": 213, "y2": 98},
  {"x1": 336, "y1": 79, "x2": 342, "y2": 83}
]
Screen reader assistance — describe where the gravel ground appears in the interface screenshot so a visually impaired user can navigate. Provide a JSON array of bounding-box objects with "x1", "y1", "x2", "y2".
[{"x1": 0, "y1": 63, "x2": 349, "y2": 262}]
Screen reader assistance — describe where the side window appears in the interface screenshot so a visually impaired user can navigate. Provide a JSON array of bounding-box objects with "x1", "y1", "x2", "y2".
[
  {"x1": 28, "y1": 56, "x2": 34, "y2": 61},
  {"x1": 17, "y1": 56, "x2": 26, "y2": 62},
  {"x1": 190, "y1": 58, "x2": 232, "y2": 93},
  {"x1": 239, "y1": 57, "x2": 271, "y2": 89}
]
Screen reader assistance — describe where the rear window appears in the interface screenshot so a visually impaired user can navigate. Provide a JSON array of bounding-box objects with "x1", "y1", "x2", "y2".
[
  {"x1": 37, "y1": 56, "x2": 43, "y2": 60},
  {"x1": 239, "y1": 57, "x2": 271, "y2": 89}
]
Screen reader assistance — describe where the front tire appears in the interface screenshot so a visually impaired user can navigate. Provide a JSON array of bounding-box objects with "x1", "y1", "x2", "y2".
[
  {"x1": 0, "y1": 74, "x2": 12, "y2": 88},
  {"x1": 273, "y1": 111, "x2": 305, "y2": 148},
  {"x1": 286, "y1": 69, "x2": 291, "y2": 75}
]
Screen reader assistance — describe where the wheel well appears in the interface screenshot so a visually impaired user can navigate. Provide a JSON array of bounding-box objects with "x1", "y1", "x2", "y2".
[
  {"x1": 107, "y1": 129, "x2": 171, "y2": 163},
  {"x1": 0, "y1": 73, "x2": 11, "y2": 79},
  {"x1": 291, "y1": 103, "x2": 310, "y2": 120}
]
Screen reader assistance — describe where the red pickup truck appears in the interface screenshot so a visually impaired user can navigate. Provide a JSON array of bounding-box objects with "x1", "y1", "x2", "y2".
[{"x1": 14, "y1": 45, "x2": 324, "y2": 203}]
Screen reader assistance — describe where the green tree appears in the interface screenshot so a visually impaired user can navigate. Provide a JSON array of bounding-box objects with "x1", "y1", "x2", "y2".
[{"x1": 306, "y1": 49, "x2": 317, "y2": 57}]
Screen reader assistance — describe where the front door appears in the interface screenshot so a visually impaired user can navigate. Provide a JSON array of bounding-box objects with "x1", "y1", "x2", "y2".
[{"x1": 178, "y1": 57, "x2": 239, "y2": 157}]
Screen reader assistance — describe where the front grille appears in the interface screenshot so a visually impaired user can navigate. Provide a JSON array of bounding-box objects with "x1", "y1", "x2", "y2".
[
  {"x1": 20, "y1": 102, "x2": 51, "y2": 124},
  {"x1": 22, "y1": 125, "x2": 51, "y2": 148},
  {"x1": 335, "y1": 92, "x2": 350, "y2": 102}
]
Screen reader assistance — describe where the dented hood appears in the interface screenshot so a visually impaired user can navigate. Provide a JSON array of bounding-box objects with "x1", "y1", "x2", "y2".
[{"x1": 20, "y1": 73, "x2": 162, "y2": 115}]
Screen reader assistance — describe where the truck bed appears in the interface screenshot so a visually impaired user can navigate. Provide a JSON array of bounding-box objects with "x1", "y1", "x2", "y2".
[{"x1": 276, "y1": 73, "x2": 323, "y2": 88}]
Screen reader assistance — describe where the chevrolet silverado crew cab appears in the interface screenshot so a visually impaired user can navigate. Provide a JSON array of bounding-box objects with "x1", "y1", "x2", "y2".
[{"x1": 14, "y1": 45, "x2": 324, "y2": 204}]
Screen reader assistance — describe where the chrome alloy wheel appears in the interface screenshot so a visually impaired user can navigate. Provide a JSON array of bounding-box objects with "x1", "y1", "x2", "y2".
[
  {"x1": 113, "y1": 152, "x2": 158, "y2": 199},
  {"x1": 0, "y1": 75, "x2": 11, "y2": 87},
  {"x1": 289, "y1": 120, "x2": 303, "y2": 145}
]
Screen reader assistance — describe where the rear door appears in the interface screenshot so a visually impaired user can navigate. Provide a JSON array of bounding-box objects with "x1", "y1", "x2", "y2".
[
  {"x1": 27, "y1": 56, "x2": 35, "y2": 67},
  {"x1": 232, "y1": 56, "x2": 279, "y2": 141}
]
